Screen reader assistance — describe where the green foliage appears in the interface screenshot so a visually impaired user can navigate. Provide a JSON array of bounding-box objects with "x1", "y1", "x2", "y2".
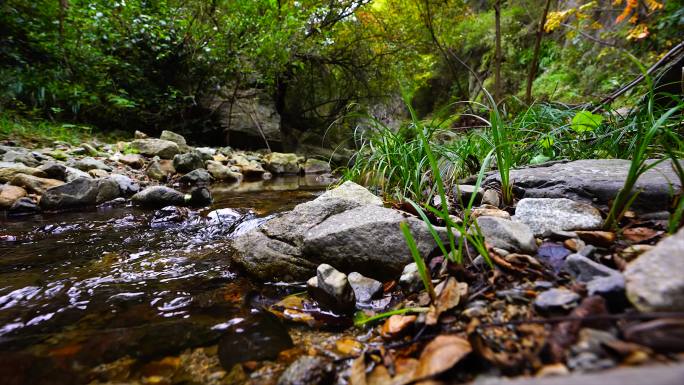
[
  {"x1": 571, "y1": 111, "x2": 603, "y2": 133},
  {"x1": 0, "y1": 114, "x2": 122, "y2": 146},
  {"x1": 400, "y1": 221, "x2": 436, "y2": 301}
]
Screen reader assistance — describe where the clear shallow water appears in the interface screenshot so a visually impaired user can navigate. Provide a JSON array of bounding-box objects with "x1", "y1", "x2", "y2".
[{"x1": 0, "y1": 176, "x2": 328, "y2": 384}]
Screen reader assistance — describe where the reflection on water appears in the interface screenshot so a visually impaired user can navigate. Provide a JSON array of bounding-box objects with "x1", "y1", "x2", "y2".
[{"x1": 0, "y1": 176, "x2": 328, "y2": 384}]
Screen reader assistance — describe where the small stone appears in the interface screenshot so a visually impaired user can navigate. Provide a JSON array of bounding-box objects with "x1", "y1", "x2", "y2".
[
  {"x1": 564, "y1": 254, "x2": 625, "y2": 297},
  {"x1": 70, "y1": 157, "x2": 112, "y2": 172},
  {"x1": 514, "y1": 198, "x2": 603, "y2": 236},
  {"x1": 0, "y1": 184, "x2": 27, "y2": 208},
  {"x1": 544, "y1": 229, "x2": 579, "y2": 240},
  {"x1": 347, "y1": 272, "x2": 382, "y2": 304},
  {"x1": 9, "y1": 197, "x2": 40, "y2": 215},
  {"x1": 301, "y1": 158, "x2": 331, "y2": 174},
  {"x1": 146, "y1": 159, "x2": 168, "y2": 181},
  {"x1": 476, "y1": 216, "x2": 537, "y2": 254},
  {"x1": 173, "y1": 152, "x2": 205, "y2": 174},
  {"x1": 96, "y1": 177, "x2": 122, "y2": 204},
  {"x1": 620, "y1": 244, "x2": 654, "y2": 262},
  {"x1": 189, "y1": 187, "x2": 212, "y2": 207},
  {"x1": 534, "y1": 288, "x2": 581, "y2": 313},
  {"x1": 38, "y1": 163, "x2": 67, "y2": 181},
  {"x1": 108, "y1": 174, "x2": 140, "y2": 196},
  {"x1": 81, "y1": 143, "x2": 99, "y2": 156},
  {"x1": 481, "y1": 189, "x2": 500, "y2": 207},
  {"x1": 88, "y1": 169, "x2": 109, "y2": 178},
  {"x1": 453, "y1": 184, "x2": 483, "y2": 206},
  {"x1": 399, "y1": 262, "x2": 423, "y2": 293},
  {"x1": 134, "y1": 130, "x2": 148, "y2": 139},
  {"x1": 132, "y1": 186, "x2": 186, "y2": 208},
  {"x1": 0, "y1": 162, "x2": 47, "y2": 182},
  {"x1": 179, "y1": 169, "x2": 212, "y2": 185},
  {"x1": 206, "y1": 160, "x2": 242, "y2": 182},
  {"x1": 316, "y1": 264, "x2": 355, "y2": 312},
  {"x1": 564, "y1": 238, "x2": 586, "y2": 252},
  {"x1": 277, "y1": 356, "x2": 333, "y2": 385},
  {"x1": 471, "y1": 207, "x2": 511, "y2": 220},
  {"x1": 119, "y1": 153, "x2": 145, "y2": 169}
]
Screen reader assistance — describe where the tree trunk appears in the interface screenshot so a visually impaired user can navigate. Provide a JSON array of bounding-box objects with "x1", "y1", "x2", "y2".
[
  {"x1": 494, "y1": 0, "x2": 502, "y2": 103},
  {"x1": 525, "y1": 0, "x2": 553, "y2": 105}
]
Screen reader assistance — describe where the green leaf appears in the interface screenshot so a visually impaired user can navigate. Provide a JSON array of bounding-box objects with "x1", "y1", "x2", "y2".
[
  {"x1": 530, "y1": 154, "x2": 551, "y2": 164},
  {"x1": 571, "y1": 111, "x2": 603, "y2": 133}
]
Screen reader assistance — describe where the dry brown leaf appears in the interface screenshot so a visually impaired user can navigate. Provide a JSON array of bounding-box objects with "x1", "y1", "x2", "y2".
[
  {"x1": 336, "y1": 338, "x2": 364, "y2": 356},
  {"x1": 575, "y1": 231, "x2": 616, "y2": 247},
  {"x1": 622, "y1": 227, "x2": 661, "y2": 243},
  {"x1": 268, "y1": 295, "x2": 315, "y2": 325},
  {"x1": 414, "y1": 335, "x2": 471, "y2": 380},
  {"x1": 380, "y1": 315, "x2": 416, "y2": 339},
  {"x1": 367, "y1": 358, "x2": 419, "y2": 385},
  {"x1": 426, "y1": 278, "x2": 467, "y2": 325}
]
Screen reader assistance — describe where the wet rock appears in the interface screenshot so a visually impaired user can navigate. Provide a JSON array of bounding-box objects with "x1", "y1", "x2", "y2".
[
  {"x1": 217, "y1": 313, "x2": 293, "y2": 370},
  {"x1": 81, "y1": 143, "x2": 99, "y2": 156},
  {"x1": 564, "y1": 254, "x2": 625, "y2": 298},
  {"x1": 173, "y1": 152, "x2": 205, "y2": 174},
  {"x1": 10, "y1": 174, "x2": 63, "y2": 195},
  {"x1": 206, "y1": 160, "x2": 242, "y2": 182},
  {"x1": 64, "y1": 166, "x2": 92, "y2": 182},
  {"x1": 625, "y1": 227, "x2": 684, "y2": 312},
  {"x1": 189, "y1": 187, "x2": 212, "y2": 207},
  {"x1": 514, "y1": 198, "x2": 603, "y2": 236},
  {"x1": 231, "y1": 154, "x2": 266, "y2": 177},
  {"x1": 38, "y1": 163, "x2": 67, "y2": 181},
  {"x1": 534, "y1": 288, "x2": 580, "y2": 313},
  {"x1": 232, "y1": 181, "x2": 392, "y2": 281},
  {"x1": 146, "y1": 159, "x2": 168, "y2": 181},
  {"x1": 130, "y1": 139, "x2": 180, "y2": 159},
  {"x1": 160, "y1": 130, "x2": 191, "y2": 152},
  {"x1": 316, "y1": 264, "x2": 355, "y2": 312},
  {"x1": 132, "y1": 186, "x2": 186, "y2": 208},
  {"x1": 179, "y1": 169, "x2": 212, "y2": 186},
  {"x1": 0, "y1": 184, "x2": 27, "y2": 209},
  {"x1": 119, "y1": 153, "x2": 144, "y2": 169},
  {"x1": 399, "y1": 262, "x2": 423, "y2": 293},
  {"x1": 108, "y1": 174, "x2": 140, "y2": 196},
  {"x1": 96, "y1": 178, "x2": 123, "y2": 204},
  {"x1": 301, "y1": 158, "x2": 331, "y2": 174},
  {"x1": 484, "y1": 159, "x2": 684, "y2": 212},
  {"x1": 277, "y1": 356, "x2": 333, "y2": 385},
  {"x1": 302, "y1": 204, "x2": 450, "y2": 279},
  {"x1": 9, "y1": 196, "x2": 40, "y2": 215},
  {"x1": 348, "y1": 272, "x2": 382, "y2": 303},
  {"x1": 39, "y1": 177, "x2": 117, "y2": 210},
  {"x1": 194, "y1": 147, "x2": 215, "y2": 160},
  {"x1": 262, "y1": 152, "x2": 301, "y2": 174},
  {"x1": 476, "y1": 216, "x2": 537, "y2": 254},
  {"x1": 0, "y1": 162, "x2": 47, "y2": 182},
  {"x1": 471, "y1": 206, "x2": 511, "y2": 219},
  {"x1": 69, "y1": 157, "x2": 112, "y2": 172}
]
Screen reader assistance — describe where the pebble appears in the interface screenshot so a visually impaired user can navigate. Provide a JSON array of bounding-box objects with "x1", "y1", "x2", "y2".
[{"x1": 534, "y1": 288, "x2": 580, "y2": 313}]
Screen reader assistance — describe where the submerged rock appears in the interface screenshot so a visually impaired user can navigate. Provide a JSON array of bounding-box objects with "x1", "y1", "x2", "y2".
[
  {"x1": 277, "y1": 356, "x2": 333, "y2": 385},
  {"x1": 484, "y1": 159, "x2": 683, "y2": 212},
  {"x1": 514, "y1": 198, "x2": 603, "y2": 236},
  {"x1": 625, "y1": 227, "x2": 684, "y2": 312},
  {"x1": 476, "y1": 216, "x2": 537, "y2": 254}
]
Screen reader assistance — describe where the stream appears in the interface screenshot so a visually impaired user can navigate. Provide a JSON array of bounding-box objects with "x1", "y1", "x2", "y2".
[{"x1": 0, "y1": 176, "x2": 329, "y2": 384}]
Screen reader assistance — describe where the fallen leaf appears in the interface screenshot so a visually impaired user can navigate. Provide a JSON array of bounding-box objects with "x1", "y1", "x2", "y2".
[
  {"x1": 268, "y1": 295, "x2": 315, "y2": 325},
  {"x1": 575, "y1": 231, "x2": 616, "y2": 247},
  {"x1": 381, "y1": 315, "x2": 416, "y2": 339},
  {"x1": 414, "y1": 335, "x2": 471, "y2": 380},
  {"x1": 426, "y1": 278, "x2": 467, "y2": 325},
  {"x1": 336, "y1": 338, "x2": 363, "y2": 355},
  {"x1": 367, "y1": 358, "x2": 418, "y2": 385},
  {"x1": 622, "y1": 227, "x2": 661, "y2": 244}
]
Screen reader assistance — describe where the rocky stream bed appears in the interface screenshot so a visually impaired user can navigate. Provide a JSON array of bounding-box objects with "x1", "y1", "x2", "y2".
[{"x1": 1, "y1": 131, "x2": 683, "y2": 385}]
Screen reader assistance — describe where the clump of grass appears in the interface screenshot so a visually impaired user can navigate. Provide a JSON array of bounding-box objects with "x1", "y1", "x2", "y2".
[{"x1": 0, "y1": 114, "x2": 123, "y2": 146}]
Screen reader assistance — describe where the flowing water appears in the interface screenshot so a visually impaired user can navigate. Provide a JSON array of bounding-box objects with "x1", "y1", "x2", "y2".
[{"x1": 0, "y1": 176, "x2": 329, "y2": 384}]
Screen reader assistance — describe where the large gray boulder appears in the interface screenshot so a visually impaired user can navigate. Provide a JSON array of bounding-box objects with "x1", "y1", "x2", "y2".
[
  {"x1": 130, "y1": 139, "x2": 179, "y2": 159},
  {"x1": 625, "y1": 227, "x2": 684, "y2": 312},
  {"x1": 40, "y1": 177, "x2": 120, "y2": 210},
  {"x1": 514, "y1": 198, "x2": 603, "y2": 236},
  {"x1": 483, "y1": 159, "x2": 683, "y2": 212},
  {"x1": 231, "y1": 181, "x2": 445, "y2": 281}
]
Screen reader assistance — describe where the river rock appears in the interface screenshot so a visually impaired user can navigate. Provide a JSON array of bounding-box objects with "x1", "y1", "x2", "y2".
[
  {"x1": 64, "y1": 166, "x2": 92, "y2": 182},
  {"x1": 2, "y1": 149, "x2": 40, "y2": 167},
  {"x1": 316, "y1": 264, "x2": 355, "y2": 312},
  {"x1": 534, "y1": 288, "x2": 581, "y2": 313},
  {"x1": 454, "y1": 184, "x2": 483, "y2": 205},
  {"x1": 564, "y1": 254, "x2": 625, "y2": 298},
  {"x1": 9, "y1": 197, "x2": 40, "y2": 215},
  {"x1": 230, "y1": 153, "x2": 266, "y2": 177},
  {"x1": 108, "y1": 174, "x2": 140, "y2": 196},
  {"x1": 262, "y1": 152, "x2": 301, "y2": 174},
  {"x1": 118, "y1": 153, "x2": 144, "y2": 169},
  {"x1": 189, "y1": 187, "x2": 212, "y2": 207},
  {"x1": 624, "y1": 227, "x2": 684, "y2": 312},
  {"x1": 348, "y1": 272, "x2": 383, "y2": 303},
  {"x1": 131, "y1": 186, "x2": 186, "y2": 208},
  {"x1": 179, "y1": 169, "x2": 212, "y2": 185},
  {"x1": 146, "y1": 159, "x2": 168, "y2": 181},
  {"x1": 159, "y1": 130, "x2": 191, "y2": 152},
  {"x1": 301, "y1": 158, "x2": 331, "y2": 174},
  {"x1": 88, "y1": 169, "x2": 109, "y2": 178},
  {"x1": 173, "y1": 152, "x2": 205, "y2": 174},
  {"x1": 10, "y1": 174, "x2": 64, "y2": 195},
  {"x1": 277, "y1": 356, "x2": 333, "y2": 385},
  {"x1": 0, "y1": 162, "x2": 47, "y2": 182},
  {"x1": 206, "y1": 160, "x2": 242, "y2": 182},
  {"x1": 476, "y1": 216, "x2": 537, "y2": 254},
  {"x1": 40, "y1": 178, "x2": 99, "y2": 210},
  {"x1": 38, "y1": 163, "x2": 68, "y2": 181},
  {"x1": 484, "y1": 159, "x2": 683, "y2": 212},
  {"x1": 399, "y1": 262, "x2": 423, "y2": 293},
  {"x1": 513, "y1": 198, "x2": 603, "y2": 236},
  {"x1": 96, "y1": 177, "x2": 122, "y2": 204},
  {"x1": 130, "y1": 139, "x2": 179, "y2": 159},
  {"x1": 0, "y1": 184, "x2": 27, "y2": 209},
  {"x1": 69, "y1": 157, "x2": 112, "y2": 172}
]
